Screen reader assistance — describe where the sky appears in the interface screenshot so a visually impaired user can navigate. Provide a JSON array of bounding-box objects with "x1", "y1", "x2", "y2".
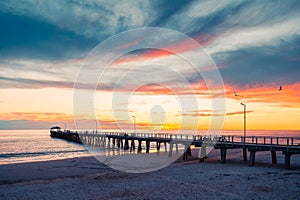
[{"x1": 0, "y1": 0, "x2": 300, "y2": 131}]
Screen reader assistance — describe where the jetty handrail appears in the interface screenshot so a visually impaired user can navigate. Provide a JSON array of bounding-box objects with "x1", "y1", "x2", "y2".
[
  {"x1": 73, "y1": 130, "x2": 300, "y2": 146},
  {"x1": 217, "y1": 135, "x2": 300, "y2": 147}
]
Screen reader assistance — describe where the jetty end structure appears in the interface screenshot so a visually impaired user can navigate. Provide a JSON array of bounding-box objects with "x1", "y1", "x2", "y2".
[
  {"x1": 50, "y1": 129, "x2": 300, "y2": 170},
  {"x1": 50, "y1": 126, "x2": 82, "y2": 144}
]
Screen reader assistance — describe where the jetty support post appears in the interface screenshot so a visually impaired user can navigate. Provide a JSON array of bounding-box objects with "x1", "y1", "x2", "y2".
[
  {"x1": 137, "y1": 140, "x2": 142, "y2": 153},
  {"x1": 146, "y1": 140, "x2": 150, "y2": 153},
  {"x1": 243, "y1": 148, "x2": 247, "y2": 161},
  {"x1": 284, "y1": 152, "x2": 292, "y2": 170},
  {"x1": 124, "y1": 137, "x2": 129, "y2": 150},
  {"x1": 220, "y1": 148, "x2": 227, "y2": 163},
  {"x1": 183, "y1": 144, "x2": 191, "y2": 160},
  {"x1": 156, "y1": 142, "x2": 161, "y2": 151},
  {"x1": 117, "y1": 139, "x2": 120, "y2": 148},
  {"x1": 164, "y1": 142, "x2": 167, "y2": 152},
  {"x1": 249, "y1": 149, "x2": 256, "y2": 166},
  {"x1": 130, "y1": 139, "x2": 135, "y2": 152},
  {"x1": 199, "y1": 146, "x2": 206, "y2": 162},
  {"x1": 271, "y1": 150, "x2": 277, "y2": 164},
  {"x1": 168, "y1": 142, "x2": 173, "y2": 157}
]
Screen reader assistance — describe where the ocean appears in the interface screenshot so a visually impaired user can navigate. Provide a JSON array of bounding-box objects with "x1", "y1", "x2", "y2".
[
  {"x1": 0, "y1": 129, "x2": 299, "y2": 165},
  {"x1": 0, "y1": 130, "x2": 89, "y2": 165}
]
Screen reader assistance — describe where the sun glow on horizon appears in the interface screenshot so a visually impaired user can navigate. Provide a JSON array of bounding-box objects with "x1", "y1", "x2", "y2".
[{"x1": 0, "y1": 84, "x2": 299, "y2": 131}]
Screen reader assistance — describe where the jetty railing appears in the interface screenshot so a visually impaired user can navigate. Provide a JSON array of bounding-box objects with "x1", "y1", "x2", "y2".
[
  {"x1": 51, "y1": 130, "x2": 300, "y2": 169},
  {"x1": 218, "y1": 135, "x2": 300, "y2": 147}
]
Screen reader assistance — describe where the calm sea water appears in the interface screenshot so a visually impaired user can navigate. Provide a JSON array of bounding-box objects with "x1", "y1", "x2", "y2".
[
  {"x1": 0, "y1": 130, "x2": 89, "y2": 165},
  {"x1": 0, "y1": 129, "x2": 299, "y2": 165}
]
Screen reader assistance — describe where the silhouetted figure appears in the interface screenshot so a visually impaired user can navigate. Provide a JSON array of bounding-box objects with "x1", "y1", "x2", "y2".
[{"x1": 279, "y1": 86, "x2": 282, "y2": 91}]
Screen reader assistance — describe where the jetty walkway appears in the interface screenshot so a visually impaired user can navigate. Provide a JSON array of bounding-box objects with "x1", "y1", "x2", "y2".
[{"x1": 50, "y1": 130, "x2": 300, "y2": 169}]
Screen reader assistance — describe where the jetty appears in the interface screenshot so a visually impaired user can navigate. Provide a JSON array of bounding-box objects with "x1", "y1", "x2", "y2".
[
  {"x1": 50, "y1": 128, "x2": 300, "y2": 170},
  {"x1": 50, "y1": 126, "x2": 82, "y2": 144}
]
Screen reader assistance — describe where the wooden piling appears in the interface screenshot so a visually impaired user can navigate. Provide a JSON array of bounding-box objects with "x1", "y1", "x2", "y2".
[
  {"x1": 249, "y1": 150, "x2": 256, "y2": 166},
  {"x1": 137, "y1": 140, "x2": 142, "y2": 153},
  {"x1": 124, "y1": 138, "x2": 129, "y2": 150},
  {"x1": 156, "y1": 142, "x2": 161, "y2": 151},
  {"x1": 164, "y1": 141, "x2": 167, "y2": 152},
  {"x1": 220, "y1": 148, "x2": 227, "y2": 163},
  {"x1": 183, "y1": 152, "x2": 187, "y2": 160},
  {"x1": 117, "y1": 139, "x2": 120, "y2": 148},
  {"x1": 169, "y1": 143, "x2": 173, "y2": 157},
  {"x1": 183, "y1": 145, "x2": 190, "y2": 160},
  {"x1": 285, "y1": 153, "x2": 291, "y2": 170},
  {"x1": 120, "y1": 139, "x2": 123, "y2": 148},
  {"x1": 187, "y1": 146, "x2": 191, "y2": 156},
  {"x1": 271, "y1": 150, "x2": 277, "y2": 164},
  {"x1": 130, "y1": 139, "x2": 135, "y2": 152},
  {"x1": 243, "y1": 148, "x2": 247, "y2": 161},
  {"x1": 199, "y1": 146, "x2": 206, "y2": 162},
  {"x1": 146, "y1": 140, "x2": 150, "y2": 153}
]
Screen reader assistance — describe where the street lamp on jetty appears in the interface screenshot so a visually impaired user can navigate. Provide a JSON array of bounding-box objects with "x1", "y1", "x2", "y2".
[
  {"x1": 132, "y1": 115, "x2": 136, "y2": 135},
  {"x1": 241, "y1": 102, "x2": 247, "y2": 161},
  {"x1": 235, "y1": 91, "x2": 247, "y2": 161},
  {"x1": 240, "y1": 102, "x2": 246, "y2": 140}
]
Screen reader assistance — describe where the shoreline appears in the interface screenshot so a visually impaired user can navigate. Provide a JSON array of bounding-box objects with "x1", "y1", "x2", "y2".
[{"x1": 1, "y1": 149, "x2": 300, "y2": 199}]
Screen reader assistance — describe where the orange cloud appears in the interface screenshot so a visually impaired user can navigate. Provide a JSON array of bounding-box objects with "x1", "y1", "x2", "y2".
[
  {"x1": 179, "y1": 110, "x2": 253, "y2": 117},
  {"x1": 0, "y1": 112, "x2": 74, "y2": 122},
  {"x1": 124, "y1": 81, "x2": 212, "y2": 96},
  {"x1": 226, "y1": 82, "x2": 300, "y2": 107},
  {"x1": 226, "y1": 111, "x2": 254, "y2": 116},
  {"x1": 117, "y1": 38, "x2": 142, "y2": 49},
  {"x1": 114, "y1": 33, "x2": 218, "y2": 65}
]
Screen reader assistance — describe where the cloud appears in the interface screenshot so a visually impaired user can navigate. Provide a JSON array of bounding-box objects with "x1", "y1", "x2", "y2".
[
  {"x1": 225, "y1": 111, "x2": 253, "y2": 116},
  {"x1": 0, "y1": 57, "x2": 84, "y2": 88},
  {"x1": 216, "y1": 42, "x2": 300, "y2": 87},
  {"x1": 0, "y1": 112, "x2": 135, "y2": 130},
  {"x1": 206, "y1": 15, "x2": 300, "y2": 55},
  {"x1": 1, "y1": 1, "x2": 299, "y2": 88},
  {"x1": 161, "y1": 1, "x2": 300, "y2": 51},
  {"x1": 0, "y1": 76, "x2": 75, "y2": 89},
  {"x1": 0, "y1": 120, "x2": 55, "y2": 130},
  {"x1": 226, "y1": 82, "x2": 300, "y2": 107},
  {"x1": 179, "y1": 109, "x2": 253, "y2": 117},
  {"x1": 161, "y1": 0, "x2": 246, "y2": 34},
  {"x1": 0, "y1": 10, "x2": 96, "y2": 60},
  {"x1": 0, "y1": 1, "x2": 299, "y2": 108},
  {"x1": 0, "y1": 0, "x2": 154, "y2": 40},
  {"x1": 0, "y1": 112, "x2": 74, "y2": 122}
]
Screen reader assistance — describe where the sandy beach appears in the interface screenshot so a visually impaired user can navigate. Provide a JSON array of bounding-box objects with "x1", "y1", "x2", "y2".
[{"x1": 1, "y1": 149, "x2": 300, "y2": 200}]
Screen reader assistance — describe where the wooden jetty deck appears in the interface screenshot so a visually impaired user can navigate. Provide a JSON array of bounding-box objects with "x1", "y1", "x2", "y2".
[
  {"x1": 215, "y1": 135, "x2": 300, "y2": 170},
  {"x1": 50, "y1": 130, "x2": 300, "y2": 170}
]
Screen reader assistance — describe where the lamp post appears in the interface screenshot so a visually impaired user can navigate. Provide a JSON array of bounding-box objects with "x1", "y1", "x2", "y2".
[
  {"x1": 132, "y1": 116, "x2": 136, "y2": 134},
  {"x1": 95, "y1": 120, "x2": 97, "y2": 133},
  {"x1": 240, "y1": 103, "x2": 246, "y2": 139},
  {"x1": 241, "y1": 102, "x2": 247, "y2": 161}
]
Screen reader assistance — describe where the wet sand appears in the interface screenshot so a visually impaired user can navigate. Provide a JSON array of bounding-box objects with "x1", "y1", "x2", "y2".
[{"x1": 1, "y1": 149, "x2": 300, "y2": 199}]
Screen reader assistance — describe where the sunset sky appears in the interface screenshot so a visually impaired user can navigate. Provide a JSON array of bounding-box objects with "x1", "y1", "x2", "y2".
[{"x1": 0, "y1": 1, "x2": 300, "y2": 130}]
